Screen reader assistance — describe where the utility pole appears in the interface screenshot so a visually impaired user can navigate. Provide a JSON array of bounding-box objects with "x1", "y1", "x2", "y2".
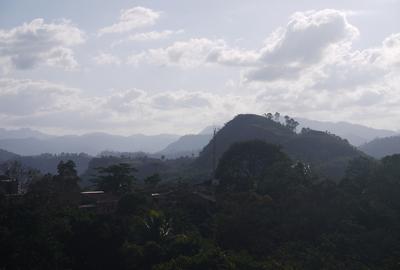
[{"x1": 212, "y1": 127, "x2": 217, "y2": 177}]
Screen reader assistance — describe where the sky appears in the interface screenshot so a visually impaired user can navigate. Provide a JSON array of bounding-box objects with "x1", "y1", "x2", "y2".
[{"x1": 0, "y1": 0, "x2": 399, "y2": 135}]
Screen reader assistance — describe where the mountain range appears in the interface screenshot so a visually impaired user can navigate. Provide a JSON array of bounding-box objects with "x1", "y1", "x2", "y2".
[
  {"x1": 360, "y1": 136, "x2": 400, "y2": 158},
  {"x1": 196, "y1": 114, "x2": 365, "y2": 180},
  {"x1": 0, "y1": 132, "x2": 179, "y2": 156},
  {"x1": 0, "y1": 118, "x2": 397, "y2": 158},
  {"x1": 1, "y1": 115, "x2": 400, "y2": 179},
  {"x1": 296, "y1": 118, "x2": 397, "y2": 146}
]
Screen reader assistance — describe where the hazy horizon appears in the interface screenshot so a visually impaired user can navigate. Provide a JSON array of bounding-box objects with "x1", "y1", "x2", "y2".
[{"x1": 0, "y1": 115, "x2": 399, "y2": 137}]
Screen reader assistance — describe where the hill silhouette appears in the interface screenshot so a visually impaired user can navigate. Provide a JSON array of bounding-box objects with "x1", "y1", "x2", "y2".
[
  {"x1": 158, "y1": 134, "x2": 212, "y2": 158},
  {"x1": 0, "y1": 149, "x2": 19, "y2": 162},
  {"x1": 196, "y1": 114, "x2": 365, "y2": 179},
  {"x1": 360, "y1": 135, "x2": 400, "y2": 158},
  {"x1": 296, "y1": 118, "x2": 397, "y2": 146}
]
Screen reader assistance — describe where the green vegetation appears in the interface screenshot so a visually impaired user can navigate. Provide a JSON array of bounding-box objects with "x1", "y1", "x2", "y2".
[
  {"x1": 1, "y1": 114, "x2": 400, "y2": 269},
  {"x1": 197, "y1": 114, "x2": 363, "y2": 180},
  {"x1": 92, "y1": 163, "x2": 137, "y2": 195}
]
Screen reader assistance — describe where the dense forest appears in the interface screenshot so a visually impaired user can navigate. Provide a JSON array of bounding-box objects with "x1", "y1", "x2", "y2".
[{"x1": 1, "y1": 114, "x2": 400, "y2": 269}]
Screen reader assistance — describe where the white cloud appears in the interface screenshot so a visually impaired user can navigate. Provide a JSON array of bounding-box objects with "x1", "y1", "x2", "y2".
[
  {"x1": 0, "y1": 78, "x2": 80, "y2": 116},
  {"x1": 128, "y1": 38, "x2": 258, "y2": 68},
  {"x1": 93, "y1": 52, "x2": 121, "y2": 65},
  {"x1": 246, "y1": 9, "x2": 359, "y2": 81},
  {"x1": 381, "y1": 33, "x2": 400, "y2": 67},
  {"x1": 0, "y1": 18, "x2": 85, "y2": 71},
  {"x1": 0, "y1": 78, "x2": 254, "y2": 134},
  {"x1": 127, "y1": 9, "x2": 358, "y2": 73},
  {"x1": 121, "y1": 8, "x2": 400, "y2": 129},
  {"x1": 128, "y1": 30, "x2": 183, "y2": 41},
  {"x1": 2, "y1": 8, "x2": 400, "y2": 133},
  {"x1": 98, "y1": 7, "x2": 160, "y2": 36}
]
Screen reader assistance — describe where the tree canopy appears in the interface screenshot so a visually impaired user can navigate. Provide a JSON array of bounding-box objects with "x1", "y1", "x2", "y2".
[{"x1": 92, "y1": 163, "x2": 137, "y2": 194}]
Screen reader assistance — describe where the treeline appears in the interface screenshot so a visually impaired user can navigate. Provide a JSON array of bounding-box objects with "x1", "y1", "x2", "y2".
[{"x1": 1, "y1": 140, "x2": 400, "y2": 269}]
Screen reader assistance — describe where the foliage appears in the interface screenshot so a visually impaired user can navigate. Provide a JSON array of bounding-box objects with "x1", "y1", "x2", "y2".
[
  {"x1": 216, "y1": 140, "x2": 291, "y2": 192},
  {"x1": 144, "y1": 173, "x2": 162, "y2": 187},
  {"x1": 3, "y1": 148, "x2": 400, "y2": 269},
  {"x1": 197, "y1": 113, "x2": 363, "y2": 181},
  {"x1": 92, "y1": 163, "x2": 137, "y2": 194}
]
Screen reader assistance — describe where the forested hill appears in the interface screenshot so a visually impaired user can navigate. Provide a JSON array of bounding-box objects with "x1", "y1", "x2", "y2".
[
  {"x1": 296, "y1": 117, "x2": 397, "y2": 146},
  {"x1": 196, "y1": 114, "x2": 365, "y2": 179},
  {"x1": 0, "y1": 149, "x2": 19, "y2": 162},
  {"x1": 360, "y1": 135, "x2": 400, "y2": 158},
  {"x1": 0, "y1": 149, "x2": 91, "y2": 175}
]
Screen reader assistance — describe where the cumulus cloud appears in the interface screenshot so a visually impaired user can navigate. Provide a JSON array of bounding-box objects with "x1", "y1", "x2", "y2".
[
  {"x1": 3, "y1": 9, "x2": 400, "y2": 132},
  {"x1": 93, "y1": 52, "x2": 121, "y2": 65},
  {"x1": 98, "y1": 7, "x2": 160, "y2": 36},
  {"x1": 0, "y1": 78, "x2": 80, "y2": 116},
  {"x1": 246, "y1": 9, "x2": 359, "y2": 81},
  {"x1": 110, "y1": 29, "x2": 183, "y2": 48},
  {"x1": 120, "y1": 8, "x2": 400, "y2": 129},
  {"x1": 0, "y1": 78, "x2": 254, "y2": 134},
  {"x1": 128, "y1": 30, "x2": 183, "y2": 41},
  {"x1": 128, "y1": 38, "x2": 258, "y2": 68},
  {"x1": 0, "y1": 18, "x2": 85, "y2": 71},
  {"x1": 381, "y1": 33, "x2": 400, "y2": 67}
]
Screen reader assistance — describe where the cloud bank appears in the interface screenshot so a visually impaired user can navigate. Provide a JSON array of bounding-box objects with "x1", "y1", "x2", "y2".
[
  {"x1": 0, "y1": 18, "x2": 85, "y2": 71},
  {"x1": 98, "y1": 7, "x2": 160, "y2": 36}
]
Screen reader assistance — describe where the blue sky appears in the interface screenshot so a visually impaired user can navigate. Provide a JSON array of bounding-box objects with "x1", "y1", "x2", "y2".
[{"x1": 0, "y1": 0, "x2": 399, "y2": 135}]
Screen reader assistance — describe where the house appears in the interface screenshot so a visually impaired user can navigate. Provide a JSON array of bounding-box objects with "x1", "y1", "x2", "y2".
[
  {"x1": 79, "y1": 191, "x2": 119, "y2": 214},
  {"x1": 0, "y1": 175, "x2": 18, "y2": 195}
]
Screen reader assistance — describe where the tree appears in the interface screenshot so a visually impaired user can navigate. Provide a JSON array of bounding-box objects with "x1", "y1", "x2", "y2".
[
  {"x1": 93, "y1": 163, "x2": 137, "y2": 194},
  {"x1": 274, "y1": 112, "x2": 280, "y2": 122},
  {"x1": 216, "y1": 140, "x2": 291, "y2": 192},
  {"x1": 341, "y1": 156, "x2": 377, "y2": 194},
  {"x1": 144, "y1": 173, "x2": 162, "y2": 187},
  {"x1": 264, "y1": 113, "x2": 273, "y2": 120},
  {"x1": 57, "y1": 160, "x2": 78, "y2": 178},
  {"x1": 284, "y1": 115, "x2": 299, "y2": 132},
  {"x1": 143, "y1": 210, "x2": 171, "y2": 242},
  {"x1": 0, "y1": 160, "x2": 40, "y2": 192}
]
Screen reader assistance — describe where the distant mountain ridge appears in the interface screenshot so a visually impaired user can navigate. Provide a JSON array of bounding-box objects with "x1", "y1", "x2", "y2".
[
  {"x1": 158, "y1": 134, "x2": 213, "y2": 158},
  {"x1": 157, "y1": 119, "x2": 396, "y2": 159},
  {"x1": 296, "y1": 118, "x2": 397, "y2": 146},
  {"x1": 196, "y1": 114, "x2": 365, "y2": 180},
  {"x1": 0, "y1": 132, "x2": 179, "y2": 156},
  {"x1": 360, "y1": 135, "x2": 400, "y2": 158},
  {"x1": 0, "y1": 128, "x2": 52, "y2": 140},
  {"x1": 0, "y1": 118, "x2": 395, "y2": 157}
]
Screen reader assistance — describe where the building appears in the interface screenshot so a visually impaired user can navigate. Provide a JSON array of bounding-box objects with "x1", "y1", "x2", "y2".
[
  {"x1": 0, "y1": 175, "x2": 18, "y2": 195},
  {"x1": 79, "y1": 191, "x2": 119, "y2": 214}
]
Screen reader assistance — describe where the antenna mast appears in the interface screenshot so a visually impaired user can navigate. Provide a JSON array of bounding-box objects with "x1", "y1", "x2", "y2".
[{"x1": 212, "y1": 127, "x2": 217, "y2": 176}]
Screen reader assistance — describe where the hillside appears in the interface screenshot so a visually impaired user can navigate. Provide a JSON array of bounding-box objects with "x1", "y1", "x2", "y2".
[
  {"x1": 158, "y1": 134, "x2": 212, "y2": 158},
  {"x1": 296, "y1": 118, "x2": 397, "y2": 146},
  {"x1": 196, "y1": 114, "x2": 295, "y2": 170},
  {"x1": 197, "y1": 114, "x2": 365, "y2": 179},
  {"x1": 0, "y1": 149, "x2": 19, "y2": 162},
  {"x1": 18, "y1": 153, "x2": 92, "y2": 175},
  {"x1": 0, "y1": 148, "x2": 91, "y2": 175},
  {"x1": 359, "y1": 135, "x2": 400, "y2": 158}
]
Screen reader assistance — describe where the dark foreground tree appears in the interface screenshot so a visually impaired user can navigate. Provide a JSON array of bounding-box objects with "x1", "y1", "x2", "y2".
[
  {"x1": 92, "y1": 163, "x2": 137, "y2": 194},
  {"x1": 216, "y1": 140, "x2": 291, "y2": 192}
]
